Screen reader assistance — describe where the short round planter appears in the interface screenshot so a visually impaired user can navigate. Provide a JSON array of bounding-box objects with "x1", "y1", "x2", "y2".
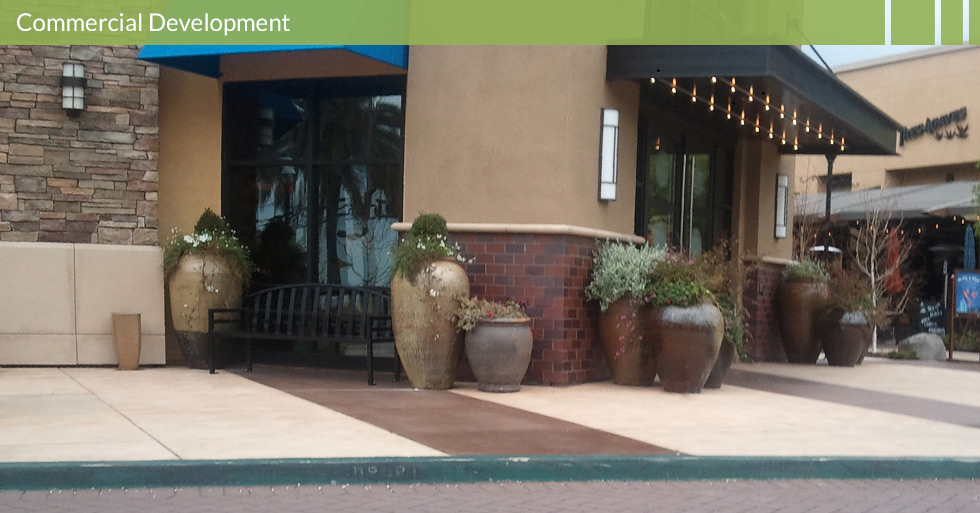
[
  {"x1": 391, "y1": 259, "x2": 470, "y2": 389},
  {"x1": 649, "y1": 303, "x2": 723, "y2": 394},
  {"x1": 777, "y1": 279, "x2": 829, "y2": 364},
  {"x1": 599, "y1": 296, "x2": 655, "y2": 386},
  {"x1": 464, "y1": 318, "x2": 533, "y2": 393},
  {"x1": 168, "y1": 252, "x2": 244, "y2": 369},
  {"x1": 818, "y1": 310, "x2": 872, "y2": 367}
]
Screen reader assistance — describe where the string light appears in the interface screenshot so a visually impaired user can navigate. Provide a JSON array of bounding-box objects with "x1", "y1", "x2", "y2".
[
  {"x1": 779, "y1": 105, "x2": 785, "y2": 119},
  {"x1": 711, "y1": 76, "x2": 717, "y2": 84},
  {"x1": 730, "y1": 77, "x2": 736, "y2": 93},
  {"x1": 918, "y1": 228, "x2": 922, "y2": 234},
  {"x1": 650, "y1": 77, "x2": 656, "y2": 84},
  {"x1": 764, "y1": 94, "x2": 770, "y2": 111},
  {"x1": 726, "y1": 98, "x2": 732, "y2": 119},
  {"x1": 754, "y1": 113, "x2": 760, "y2": 132},
  {"x1": 740, "y1": 107, "x2": 745, "y2": 126},
  {"x1": 768, "y1": 119, "x2": 774, "y2": 139},
  {"x1": 781, "y1": 130, "x2": 786, "y2": 145},
  {"x1": 671, "y1": 78, "x2": 676, "y2": 94},
  {"x1": 792, "y1": 110, "x2": 797, "y2": 126},
  {"x1": 748, "y1": 85, "x2": 754, "y2": 101},
  {"x1": 709, "y1": 93, "x2": 715, "y2": 111},
  {"x1": 793, "y1": 136, "x2": 799, "y2": 151},
  {"x1": 817, "y1": 123, "x2": 823, "y2": 139},
  {"x1": 692, "y1": 83, "x2": 697, "y2": 103}
]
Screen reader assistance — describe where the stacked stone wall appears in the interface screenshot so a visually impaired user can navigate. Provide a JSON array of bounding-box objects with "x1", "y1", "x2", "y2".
[{"x1": 0, "y1": 45, "x2": 159, "y2": 245}]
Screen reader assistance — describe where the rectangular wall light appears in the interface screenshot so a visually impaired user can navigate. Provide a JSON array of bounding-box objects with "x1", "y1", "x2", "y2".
[
  {"x1": 598, "y1": 108, "x2": 619, "y2": 201},
  {"x1": 61, "y1": 62, "x2": 86, "y2": 116},
  {"x1": 775, "y1": 174, "x2": 789, "y2": 238}
]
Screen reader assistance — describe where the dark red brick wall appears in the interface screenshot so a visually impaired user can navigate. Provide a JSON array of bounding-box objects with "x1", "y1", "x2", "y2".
[
  {"x1": 453, "y1": 232, "x2": 608, "y2": 385},
  {"x1": 743, "y1": 261, "x2": 786, "y2": 362}
]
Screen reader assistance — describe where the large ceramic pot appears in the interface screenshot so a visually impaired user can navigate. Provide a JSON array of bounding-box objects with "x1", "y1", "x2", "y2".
[
  {"x1": 703, "y1": 338, "x2": 736, "y2": 389},
  {"x1": 168, "y1": 253, "x2": 244, "y2": 369},
  {"x1": 777, "y1": 279, "x2": 829, "y2": 364},
  {"x1": 599, "y1": 296, "x2": 655, "y2": 386},
  {"x1": 649, "y1": 303, "x2": 724, "y2": 394},
  {"x1": 818, "y1": 310, "x2": 872, "y2": 367},
  {"x1": 391, "y1": 259, "x2": 470, "y2": 389},
  {"x1": 464, "y1": 318, "x2": 533, "y2": 392}
]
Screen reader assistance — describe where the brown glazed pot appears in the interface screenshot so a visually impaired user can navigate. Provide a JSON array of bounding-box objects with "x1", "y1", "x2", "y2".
[
  {"x1": 168, "y1": 253, "x2": 244, "y2": 369},
  {"x1": 650, "y1": 303, "x2": 724, "y2": 394},
  {"x1": 391, "y1": 259, "x2": 470, "y2": 389},
  {"x1": 464, "y1": 318, "x2": 533, "y2": 393},
  {"x1": 818, "y1": 310, "x2": 872, "y2": 367},
  {"x1": 599, "y1": 296, "x2": 655, "y2": 386},
  {"x1": 703, "y1": 337, "x2": 735, "y2": 389},
  {"x1": 776, "y1": 279, "x2": 829, "y2": 364}
]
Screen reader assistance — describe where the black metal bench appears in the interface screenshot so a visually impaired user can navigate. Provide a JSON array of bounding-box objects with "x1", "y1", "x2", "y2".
[{"x1": 207, "y1": 283, "x2": 400, "y2": 385}]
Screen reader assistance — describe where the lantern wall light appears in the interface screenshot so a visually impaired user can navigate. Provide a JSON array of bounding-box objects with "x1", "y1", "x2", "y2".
[
  {"x1": 61, "y1": 62, "x2": 86, "y2": 117},
  {"x1": 598, "y1": 108, "x2": 619, "y2": 201}
]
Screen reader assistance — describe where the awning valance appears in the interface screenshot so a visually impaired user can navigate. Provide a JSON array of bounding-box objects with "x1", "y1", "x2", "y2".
[
  {"x1": 138, "y1": 45, "x2": 408, "y2": 78},
  {"x1": 607, "y1": 45, "x2": 902, "y2": 156},
  {"x1": 797, "y1": 181, "x2": 978, "y2": 221}
]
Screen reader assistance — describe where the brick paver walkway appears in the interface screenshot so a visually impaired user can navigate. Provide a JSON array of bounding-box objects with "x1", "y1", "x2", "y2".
[{"x1": 1, "y1": 479, "x2": 977, "y2": 513}]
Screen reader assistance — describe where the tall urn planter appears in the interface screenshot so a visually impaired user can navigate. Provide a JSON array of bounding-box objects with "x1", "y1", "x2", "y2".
[
  {"x1": 464, "y1": 318, "x2": 533, "y2": 392},
  {"x1": 599, "y1": 296, "x2": 655, "y2": 386},
  {"x1": 391, "y1": 259, "x2": 470, "y2": 389},
  {"x1": 169, "y1": 253, "x2": 244, "y2": 369},
  {"x1": 777, "y1": 279, "x2": 829, "y2": 364},
  {"x1": 649, "y1": 303, "x2": 724, "y2": 393}
]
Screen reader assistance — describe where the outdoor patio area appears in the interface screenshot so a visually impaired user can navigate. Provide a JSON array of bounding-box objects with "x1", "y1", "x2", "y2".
[{"x1": 1, "y1": 353, "x2": 978, "y2": 463}]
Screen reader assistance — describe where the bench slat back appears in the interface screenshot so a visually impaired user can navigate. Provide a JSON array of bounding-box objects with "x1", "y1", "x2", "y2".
[{"x1": 240, "y1": 284, "x2": 391, "y2": 341}]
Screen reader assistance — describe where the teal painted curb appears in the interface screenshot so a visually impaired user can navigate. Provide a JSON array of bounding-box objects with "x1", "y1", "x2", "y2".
[{"x1": 2, "y1": 456, "x2": 979, "y2": 490}]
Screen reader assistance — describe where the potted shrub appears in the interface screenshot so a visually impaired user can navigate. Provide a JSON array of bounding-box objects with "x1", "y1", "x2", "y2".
[
  {"x1": 777, "y1": 258, "x2": 830, "y2": 364},
  {"x1": 585, "y1": 241, "x2": 666, "y2": 386},
  {"x1": 696, "y1": 242, "x2": 749, "y2": 388},
  {"x1": 164, "y1": 209, "x2": 252, "y2": 369},
  {"x1": 646, "y1": 251, "x2": 724, "y2": 394},
  {"x1": 455, "y1": 296, "x2": 532, "y2": 392},
  {"x1": 817, "y1": 263, "x2": 873, "y2": 367},
  {"x1": 390, "y1": 213, "x2": 470, "y2": 389}
]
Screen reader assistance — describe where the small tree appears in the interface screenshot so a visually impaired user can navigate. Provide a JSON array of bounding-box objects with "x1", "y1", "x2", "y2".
[{"x1": 849, "y1": 197, "x2": 915, "y2": 352}]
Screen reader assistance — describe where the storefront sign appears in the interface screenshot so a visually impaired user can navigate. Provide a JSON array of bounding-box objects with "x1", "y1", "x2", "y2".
[{"x1": 900, "y1": 107, "x2": 967, "y2": 146}]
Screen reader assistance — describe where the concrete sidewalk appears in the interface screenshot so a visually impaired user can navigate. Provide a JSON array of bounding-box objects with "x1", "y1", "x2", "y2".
[{"x1": 2, "y1": 355, "x2": 979, "y2": 464}]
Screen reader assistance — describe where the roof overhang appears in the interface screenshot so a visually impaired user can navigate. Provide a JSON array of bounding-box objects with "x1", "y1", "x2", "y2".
[
  {"x1": 607, "y1": 45, "x2": 902, "y2": 156},
  {"x1": 796, "y1": 181, "x2": 979, "y2": 221},
  {"x1": 137, "y1": 45, "x2": 408, "y2": 78}
]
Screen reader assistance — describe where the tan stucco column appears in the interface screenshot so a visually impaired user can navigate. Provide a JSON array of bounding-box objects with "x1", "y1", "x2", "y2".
[{"x1": 734, "y1": 138, "x2": 796, "y2": 262}]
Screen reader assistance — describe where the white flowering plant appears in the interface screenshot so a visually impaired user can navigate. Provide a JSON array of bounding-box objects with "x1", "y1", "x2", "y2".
[
  {"x1": 163, "y1": 208, "x2": 253, "y2": 283},
  {"x1": 392, "y1": 213, "x2": 471, "y2": 281}
]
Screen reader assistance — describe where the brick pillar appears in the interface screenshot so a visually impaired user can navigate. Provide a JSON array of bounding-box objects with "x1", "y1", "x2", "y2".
[
  {"x1": 454, "y1": 233, "x2": 605, "y2": 385},
  {"x1": 743, "y1": 261, "x2": 787, "y2": 362}
]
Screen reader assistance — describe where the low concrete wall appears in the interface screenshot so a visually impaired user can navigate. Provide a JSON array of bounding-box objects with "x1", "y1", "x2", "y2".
[{"x1": 0, "y1": 241, "x2": 165, "y2": 365}]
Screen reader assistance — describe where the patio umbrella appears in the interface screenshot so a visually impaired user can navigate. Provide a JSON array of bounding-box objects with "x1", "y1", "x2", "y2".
[
  {"x1": 966, "y1": 225, "x2": 977, "y2": 270},
  {"x1": 885, "y1": 229, "x2": 904, "y2": 293}
]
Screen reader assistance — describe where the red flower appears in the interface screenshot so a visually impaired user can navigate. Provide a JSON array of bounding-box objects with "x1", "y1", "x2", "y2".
[{"x1": 487, "y1": 312, "x2": 494, "y2": 318}]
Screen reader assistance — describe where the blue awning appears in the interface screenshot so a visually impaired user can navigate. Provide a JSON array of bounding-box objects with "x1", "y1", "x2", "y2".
[{"x1": 137, "y1": 45, "x2": 408, "y2": 77}]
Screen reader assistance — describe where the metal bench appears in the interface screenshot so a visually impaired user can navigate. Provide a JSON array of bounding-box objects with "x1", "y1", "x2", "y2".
[{"x1": 207, "y1": 283, "x2": 400, "y2": 385}]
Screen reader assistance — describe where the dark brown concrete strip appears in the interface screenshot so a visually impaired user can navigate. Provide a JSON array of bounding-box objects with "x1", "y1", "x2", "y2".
[
  {"x1": 239, "y1": 365, "x2": 678, "y2": 456},
  {"x1": 726, "y1": 367, "x2": 980, "y2": 429}
]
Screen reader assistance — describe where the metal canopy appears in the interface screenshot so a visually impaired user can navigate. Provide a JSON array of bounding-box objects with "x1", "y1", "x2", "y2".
[
  {"x1": 796, "y1": 181, "x2": 979, "y2": 221},
  {"x1": 607, "y1": 45, "x2": 902, "y2": 156},
  {"x1": 137, "y1": 45, "x2": 409, "y2": 78}
]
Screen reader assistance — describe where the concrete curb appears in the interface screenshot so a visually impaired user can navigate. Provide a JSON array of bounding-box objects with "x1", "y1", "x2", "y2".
[{"x1": 2, "y1": 456, "x2": 980, "y2": 490}]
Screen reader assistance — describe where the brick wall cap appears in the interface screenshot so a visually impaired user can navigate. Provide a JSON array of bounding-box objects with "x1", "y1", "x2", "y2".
[{"x1": 390, "y1": 222, "x2": 644, "y2": 244}]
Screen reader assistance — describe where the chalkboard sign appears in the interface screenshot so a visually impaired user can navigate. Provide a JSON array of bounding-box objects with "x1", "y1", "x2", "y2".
[
  {"x1": 955, "y1": 271, "x2": 980, "y2": 316},
  {"x1": 914, "y1": 300, "x2": 946, "y2": 335}
]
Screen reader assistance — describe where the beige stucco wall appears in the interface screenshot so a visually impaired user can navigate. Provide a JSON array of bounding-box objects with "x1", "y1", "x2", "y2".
[
  {"x1": 795, "y1": 46, "x2": 980, "y2": 191},
  {"x1": 402, "y1": 46, "x2": 638, "y2": 235},
  {"x1": 735, "y1": 140, "x2": 795, "y2": 262},
  {"x1": 0, "y1": 241, "x2": 165, "y2": 365},
  {"x1": 220, "y1": 50, "x2": 405, "y2": 82}
]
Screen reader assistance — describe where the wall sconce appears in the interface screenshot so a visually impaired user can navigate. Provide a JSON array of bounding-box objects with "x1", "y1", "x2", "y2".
[
  {"x1": 60, "y1": 62, "x2": 86, "y2": 117},
  {"x1": 775, "y1": 174, "x2": 789, "y2": 238},
  {"x1": 598, "y1": 108, "x2": 619, "y2": 201}
]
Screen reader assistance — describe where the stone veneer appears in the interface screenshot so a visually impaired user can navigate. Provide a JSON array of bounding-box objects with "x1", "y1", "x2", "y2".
[
  {"x1": 453, "y1": 232, "x2": 607, "y2": 385},
  {"x1": 0, "y1": 45, "x2": 159, "y2": 245}
]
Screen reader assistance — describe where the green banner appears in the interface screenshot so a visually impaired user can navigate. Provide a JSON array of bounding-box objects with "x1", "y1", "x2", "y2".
[{"x1": 0, "y1": 0, "x2": 963, "y2": 45}]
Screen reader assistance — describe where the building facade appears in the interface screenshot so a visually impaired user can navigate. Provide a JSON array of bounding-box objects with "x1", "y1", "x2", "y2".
[{"x1": 1, "y1": 45, "x2": 898, "y2": 380}]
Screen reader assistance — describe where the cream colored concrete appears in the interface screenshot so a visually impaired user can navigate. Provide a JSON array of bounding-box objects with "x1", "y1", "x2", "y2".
[
  {"x1": 0, "y1": 335, "x2": 76, "y2": 365},
  {"x1": 734, "y1": 140, "x2": 795, "y2": 261},
  {"x1": 742, "y1": 360, "x2": 980, "y2": 409},
  {"x1": 0, "y1": 367, "x2": 444, "y2": 463},
  {"x1": 73, "y1": 245, "x2": 166, "y2": 365},
  {"x1": 796, "y1": 46, "x2": 980, "y2": 192},
  {"x1": 452, "y1": 365, "x2": 980, "y2": 457},
  {"x1": 76, "y1": 334, "x2": 166, "y2": 366},
  {"x1": 391, "y1": 222, "x2": 645, "y2": 244},
  {"x1": 220, "y1": 49, "x2": 406, "y2": 83},
  {"x1": 403, "y1": 46, "x2": 638, "y2": 234},
  {"x1": 0, "y1": 242, "x2": 75, "y2": 335}
]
